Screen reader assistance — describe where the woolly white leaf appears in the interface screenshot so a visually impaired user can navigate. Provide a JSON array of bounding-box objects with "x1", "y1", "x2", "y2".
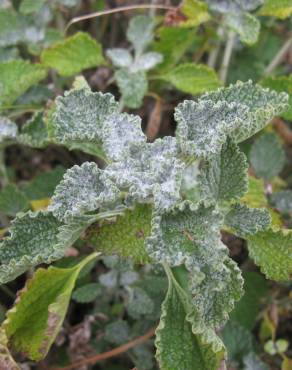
[
  {"x1": 126, "y1": 15, "x2": 155, "y2": 55},
  {"x1": 200, "y1": 80, "x2": 289, "y2": 143},
  {"x1": 206, "y1": 0, "x2": 264, "y2": 13},
  {"x1": 101, "y1": 112, "x2": 146, "y2": 162},
  {"x1": 133, "y1": 52, "x2": 163, "y2": 72},
  {"x1": 225, "y1": 203, "x2": 271, "y2": 237},
  {"x1": 115, "y1": 68, "x2": 148, "y2": 109},
  {"x1": 106, "y1": 137, "x2": 184, "y2": 211},
  {"x1": 18, "y1": 111, "x2": 48, "y2": 148},
  {"x1": 51, "y1": 86, "x2": 119, "y2": 146},
  {"x1": 106, "y1": 48, "x2": 133, "y2": 68},
  {"x1": 174, "y1": 99, "x2": 247, "y2": 159},
  {"x1": 0, "y1": 116, "x2": 17, "y2": 144},
  {"x1": 146, "y1": 201, "x2": 226, "y2": 272},
  {"x1": 225, "y1": 12, "x2": 260, "y2": 45},
  {"x1": 49, "y1": 162, "x2": 119, "y2": 222}
]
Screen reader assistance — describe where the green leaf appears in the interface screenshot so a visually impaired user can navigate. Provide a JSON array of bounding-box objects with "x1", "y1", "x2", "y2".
[
  {"x1": 155, "y1": 265, "x2": 225, "y2": 370},
  {"x1": 200, "y1": 80, "x2": 289, "y2": 143},
  {"x1": 160, "y1": 63, "x2": 221, "y2": 95},
  {"x1": 0, "y1": 211, "x2": 62, "y2": 284},
  {"x1": 127, "y1": 286, "x2": 154, "y2": 319},
  {"x1": 72, "y1": 282, "x2": 101, "y2": 303},
  {"x1": 0, "y1": 60, "x2": 47, "y2": 107},
  {"x1": 50, "y1": 84, "x2": 118, "y2": 153},
  {"x1": 198, "y1": 140, "x2": 248, "y2": 203},
  {"x1": 49, "y1": 162, "x2": 119, "y2": 222},
  {"x1": 225, "y1": 12, "x2": 260, "y2": 45},
  {"x1": 221, "y1": 320, "x2": 253, "y2": 364},
  {"x1": 0, "y1": 116, "x2": 17, "y2": 145},
  {"x1": 247, "y1": 229, "x2": 292, "y2": 281},
  {"x1": 115, "y1": 69, "x2": 148, "y2": 109},
  {"x1": 0, "y1": 184, "x2": 29, "y2": 217},
  {"x1": 250, "y1": 133, "x2": 285, "y2": 180},
  {"x1": 21, "y1": 166, "x2": 65, "y2": 200},
  {"x1": 88, "y1": 204, "x2": 152, "y2": 264},
  {"x1": 225, "y1": 203, "x2": 271, "y2": 237},
  {"x1": 2, "y1": 253, "x2": 99, "y2": 361},
  {"x1": 241, "y1": 176, "x2": 268, "y2": 208},
  {"x1": 152, "y1": 27, "x2": 197, "y2": 72},
  {"x1": 105, "y1": 137, "x2": 184, "y2": 211},
  {"x1": 180, "y1": 0, "x2": 210, "y2": 28},
  {"x1": 260, "y1": 75, "x2": 292, "y2": 121},
  {"x1": 104, "y1": 320, "x2": 130, "y2": 344},
  {"x1": 126, "y1": 15, "x2": 155, "y2": 55},
  {"x1": 258, "y1": 0, "x2": 292, "y2": 19},
  {"x1": 230, "y1": 272, "x2": 268, "y2": 330},
  {"x1": 18, "y1": 111, "x2": 48, "y2": 148},
  {"x1": 174, "y1": 98, "x2": 247, "y2": 159},
  {"x1": 41, "y1": 32, "x2": 105, "y2": 77}
]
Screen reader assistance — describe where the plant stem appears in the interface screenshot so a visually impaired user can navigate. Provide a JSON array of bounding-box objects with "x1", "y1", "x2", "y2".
[
  {"x1": 65, "y1": 4, "x2": 176, "y2": 33},
  {"x1": 219, "y1": 30, "x2": 236, "y2": 85},
  {"x1": 264, "y1": 36, "x2": 292, "y2": 75},
  {"x1": 207, "y1": 26, "x2": 224, "y2": 69},
  {"x1": 0, "y1": 284, "x2": 15, "y2": 300},
  {"x1": 50, "y1": 327, "x2": 156, "y2": 370}
]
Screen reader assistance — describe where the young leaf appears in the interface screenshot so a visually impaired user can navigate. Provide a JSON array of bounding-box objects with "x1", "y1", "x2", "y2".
[
  {"x1": 72, "y1": 282, "x2": 101, "y2": 303},
  {"x1": 198, "y1": 140, "x2": 248, "y2": 203},
  {"x1": 174, "y1": 99, "x2": 247, "y2": 159},
  {"x1": 0, "y1": 117, "x2": 17, "y2": 144},
  {"x1": 155, "y1": 266, "x2": 225, "y2": 370},
  {"x1": 180, "y1": 0, "x2": 210, "y2": 28},
  {"x1": 134, "y1": 52, "x2": 163, "y2": 72},
  {"x1": 2, "y1": 253, "x2": 99, "y2": 361},
  {"x1": 0, "y1": 60, "x2": 47, "y2": 107},
  {"x1": 250, "y1": 133, "x2": 285, "y2": 181},
  {"x1": 101, "y1": 112, "x2": 146, "y2": 161},
  {"x1": 18, "y1": 111, "x2": 48, "y2": 148},
  {"x1": 0, "y1": 211, "x2": 62, "y2": 284},
  {"x1": 105, "y1": 137, "x2": 184, "y2": 211},
  {"x1": 160, "y1": 63, "x2": 221, "y2": 95},
  {"x1": 126, "y1": 15, "x2": 155, "y2": 56},
  {"x1": 50, "y1": 85, "x2": 118, "y2": 150},
  {"x1": 260, "y1": 75, "x2": 292, "y2": 121},
  {"x1": 225, "y1": 12, "x2": 260, "y2": 45},
  {"x1": 247, "y1": 229, "x2": 292, "y2": 281},
  {"x1": 41, "y1": 32, "x2": 105, "y2": 77},
  {"x1": 200, "y1": 80, "x2": 289, "y2": 143},
  {"x1": 115, "y1": 69, "x2": 148, "y2": 109},
  {"x1": 258, "y1": 0, "x2": 292, "y2": 19},
  {"x1": 88, "y1": 204, "x2": 152, "y2": 264},
  {"x1": 0, "y1": 184, "x2": 29, "y2": 217},
  {"x1": 49, "y1": 162, "x2": 119, "y2": 222},
  {"x1": 243, "y1": 352, "x2": 269, "y2": 370},
  {"x1": 106, "y1": 48, "x2": 133, "y2": 68},
  {"x1": 225, "y1": 203, "x2": 271, "y2": 237},
  {"x1": 270, "y1": 190, "x2": 292, "y2": 214}
]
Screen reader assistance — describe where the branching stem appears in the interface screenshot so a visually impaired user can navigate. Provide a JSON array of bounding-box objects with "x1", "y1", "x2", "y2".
[
  {"x1": 50, "y1": 327, "x2": 156, "y2": 370},
  {"x1": 65, "y1": 4, "x2": 176, "y2": 34}
]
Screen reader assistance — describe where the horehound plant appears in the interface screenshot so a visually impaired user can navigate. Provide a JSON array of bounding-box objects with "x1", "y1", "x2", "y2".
[{"x1": 0, "y1": 77, "x2": 290, "y2": 369}]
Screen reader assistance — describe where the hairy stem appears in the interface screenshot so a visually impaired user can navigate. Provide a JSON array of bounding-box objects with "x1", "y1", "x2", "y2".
[
  {"x1": 65, "y1": 4, "x2": 177, "y2": 33},
  {"x1": 264, "y1": 37, "x2": 292, "y2": 75},
  {"x1": 50, "y1": 327, "x2": 156, "y2": 370},
  {"x1": 219, "y1": 30, "x2": 236, "y2": 84}
]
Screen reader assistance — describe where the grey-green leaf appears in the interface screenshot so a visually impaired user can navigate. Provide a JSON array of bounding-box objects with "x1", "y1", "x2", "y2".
[
  {"x1": 106, "y1": 48, "x2": 133, "y2": 68},
  {"x1": 126, "y1": 15, "x2": 155, "y2": 55},
  {"x1": 198, "y1": 140, "x2": 248, "y2": 203},
  {"x1": 49, "y1": 162, "x2": 119, "y2": 222}
]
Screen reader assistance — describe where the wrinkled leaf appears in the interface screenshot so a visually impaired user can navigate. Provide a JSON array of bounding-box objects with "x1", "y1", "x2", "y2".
[
  {"x1": 0, "y1": 184, "x2": 29, "y2": 217},
  {"x1": 18, "y1": 111, "x2": 48, "y2": 148},
  {"x1": 225, "y1": 12, "x2": 260, "y2": 45},
  {"x1": 258, "y1": 0, "x2": 292, "y2": 19}
]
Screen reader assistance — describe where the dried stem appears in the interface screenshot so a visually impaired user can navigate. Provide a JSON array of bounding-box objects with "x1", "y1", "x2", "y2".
[
  {"x1": 65, "y1": 4, "x2": 176, "y2": 34},
  {"x1": 219, "y1": 30, "x2": 236, "y2": 84},
  {"x1": 50, "y1": 327, "x2": 156, "y2": 370},
  {"x1": 264, "y1": 36, "x2": 292, "y2": 75}
]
